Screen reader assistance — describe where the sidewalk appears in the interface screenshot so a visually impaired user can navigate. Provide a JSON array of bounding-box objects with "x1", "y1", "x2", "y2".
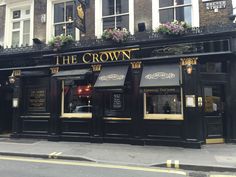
[{"x1": 0, "y1": 138, "x2": 235, "y2": 172}]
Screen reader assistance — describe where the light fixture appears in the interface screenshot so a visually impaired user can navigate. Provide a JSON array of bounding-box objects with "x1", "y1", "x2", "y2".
[
  {"x1": 8, "y1": 72, "x2": 16, "y2": 84},
  {"x1": 186, "y1": 64, "x2": 193, "y2": 75}
]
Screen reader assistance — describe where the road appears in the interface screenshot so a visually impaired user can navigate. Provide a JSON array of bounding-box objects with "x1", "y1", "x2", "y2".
[
  {"x1": 0, "y1": 155, "x2": 185, "y2": 177},
  {"x1": 0, "y1": 155, "x2": 235, "y2": 177}
]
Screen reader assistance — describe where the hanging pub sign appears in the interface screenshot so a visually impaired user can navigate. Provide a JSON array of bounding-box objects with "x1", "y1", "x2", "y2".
[{"x1": 74, "y1": 0, "x2": 86, "y2": 33}]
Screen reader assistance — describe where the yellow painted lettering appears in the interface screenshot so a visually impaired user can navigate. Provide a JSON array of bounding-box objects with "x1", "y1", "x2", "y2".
[
  {"x1": 92, "y1": 54, "x2": 100, "y2": 63},
  {"x1": 82, "y1": 53, "x2": 92, "y2": 63},
  {"x1": 99, "y1": 52, "x2": 109, "y2": 62}
]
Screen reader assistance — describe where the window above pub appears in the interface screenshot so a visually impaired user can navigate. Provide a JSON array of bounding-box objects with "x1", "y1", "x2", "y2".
[
  {"x1": 46, "y1": 0, "x2": 80, "y2": 43},
  {"x1": 54, "y1": 1, "x2": 75, "y2": 38},
  {"x1": 95, "y1": 0, "x2": 134, "y2": 38},
  {"x1": 152, "y1": 0, "x2": 199, "y2": 29},
  {"x1": 4, "y1": 1, "x2": 34, "y2": 48}
]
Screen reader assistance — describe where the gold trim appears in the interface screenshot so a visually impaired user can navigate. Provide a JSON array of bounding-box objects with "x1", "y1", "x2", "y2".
[
  {"x1": 50, "y1": 67, "x2": 59, "y2": 74},
  {"x1": 180, "y1": 57, "x2": 198, "y2": 66},
  {"x1": 131, "y1": 61, "x2": 142, "y2": 69},
  {"x1": 144, "y1": 114, "x2": 184, "y2": 120},
  {"x1": 13, "y1": 70, "x2": 21, "y2": 76},
  {"x1": 103, "y1": 117, "x2": 131, "y2": 121},
  {"x1": 206, "y1": 138, "x2": 225, "y2": 144},
  {"x1": 91, "y1": 64, "x2": 101, "y2": 72}
]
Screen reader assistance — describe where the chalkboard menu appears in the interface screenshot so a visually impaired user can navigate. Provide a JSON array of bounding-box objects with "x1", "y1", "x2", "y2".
[
  {"x1": 27, "y1": 88, "x2": 46, "y2": 112},
  {"x1": 112, "y1": 93, "x2": 123, "y2": 110}
]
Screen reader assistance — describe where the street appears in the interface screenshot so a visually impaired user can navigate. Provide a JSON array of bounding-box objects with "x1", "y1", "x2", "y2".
[
  {"x1": 0, "y1": 155, "x2": 235, "y2": 177},
  {"x1": 0, "y1": 155, "x2": 185, "y2": 177}
]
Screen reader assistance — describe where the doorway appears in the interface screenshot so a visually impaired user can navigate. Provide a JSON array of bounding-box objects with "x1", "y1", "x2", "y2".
[
  {"x1": 203, "y1": 84, "x2": 225, "y2": 144},
  {"x1": 0, "y1": 85, "x2": 13, "y2": 135}
]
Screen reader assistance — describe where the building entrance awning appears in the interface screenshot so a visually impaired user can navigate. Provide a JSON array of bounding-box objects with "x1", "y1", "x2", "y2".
[
  {"x1": 140, "y1": 64, "x2": 180, "y2": 87},
  {"x1": 53, "y1": 69, "x2": 91, "y2": 80},
  {"x1": 94, "y1": 66, "x2": 129, "y2": 88}
]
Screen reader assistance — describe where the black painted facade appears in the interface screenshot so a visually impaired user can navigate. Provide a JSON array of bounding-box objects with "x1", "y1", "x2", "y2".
[{"x1": 0, "y1": 24, "x2": 236, "y2": 148}]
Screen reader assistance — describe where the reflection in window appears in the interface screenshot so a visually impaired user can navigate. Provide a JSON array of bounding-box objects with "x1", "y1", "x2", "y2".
[
  {"x1": 62, "y1": 80, "x2": 92, "y2": 116},
  {"x1": 204, "y1": 86, "x2": 224, "y2": 116},
  {"x1": 102, "y1": 0, "x2": 129, "y2": 29},
  {"x1": 54, "y1": 1, "x2": 75, "y2": 38},
  {"x1": 144, "y1": 87, "x2": 183, "y2": 120},
  {"x1": 159, "y1": 0, "x2": 192, "y2": 25},
  {"x1": 200, "y1": 62, "x2": 226, "y2": 73}
]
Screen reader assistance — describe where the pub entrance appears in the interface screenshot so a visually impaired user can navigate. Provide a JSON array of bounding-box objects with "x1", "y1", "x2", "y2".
[
  {"x1": 0, "y1": 84, "x2": 13, "y2": 135},
  {"x1": 203, "y1": 84, "x2": 226, "y2": 144}
]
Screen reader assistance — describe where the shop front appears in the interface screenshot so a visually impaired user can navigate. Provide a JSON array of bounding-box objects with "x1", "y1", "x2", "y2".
[{"x1": 0, "y1": 30, "x2": 236, "y2": 148}]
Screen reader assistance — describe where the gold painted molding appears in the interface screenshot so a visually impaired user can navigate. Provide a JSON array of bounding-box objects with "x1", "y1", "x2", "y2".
[
  {"x1": 131, "y1": 61, "x2": 142, "y2": 69},
  {"x1": 103, "y1": 117, "x2": 131, "y2": 121},
  {"x1": 92, "y1": 64, "x2": 101, "y2": 72},
  {"x1": 180, "y1": 57, "x2": 198, "y2": 66},
  {"x1": 206, "y1": 138, "x2": 224, "y2": 144},
  {"x1": 50, "y1": 67, "x2": 59, "y2": 74},
  {"x1": 13, "y1": 70, "x2": 21, "y2": 77}
]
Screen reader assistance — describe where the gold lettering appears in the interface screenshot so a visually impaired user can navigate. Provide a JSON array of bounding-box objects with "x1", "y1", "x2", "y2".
[
  {"x1": 122, "y1": 50, "x2": 131, "y2": 60},
  {"x1": 71, "y1": 55, "x2": 77, "y2": 64},
  {"x1": 92, "y1": 54, "x2": 100, "y2": 63},
  {"x1": 63, "y1": 56, "x2": 71, "y2": 65},
  {"x1": 99, "y1": 52, "x2": 109, "y2": 62},
  {"x1": 56, "y1": 56, "x2": 60, "y2": 65},
  {"x1": 82, "y1": 53, "x2": 92, "y2": 63},
  {"x1": 108, "y1": 51, "x2": 120, "y2": 61}
]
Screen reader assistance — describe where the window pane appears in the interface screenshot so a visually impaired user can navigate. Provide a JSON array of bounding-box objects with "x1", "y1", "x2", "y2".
[
  {"x1": 116, "y1": 0, "x2": 128, "y2": 14},
  {"x1": 159, "y1": 0, "x2": 173, "y2": 8},
  {"x1": 12, "y1": 31, "x2": 20, "y2": 47},
  {"x1": 63, "y1": 80, "x2": 92, "y2": 114},
  {"x1": 23, "y1": 34, "x2": 30, "y2": 45},
  {"x1": 176, "y1": 0, "x2": 191, "y2": 5},
  {"x1": 146, "y1": 88, "x2": 181, "y2": 114},
  {"x1": 102, "y1": 0, "x2": 114, "y2": 16},
  {"x1": 54, "y1": 3, "x2": 64, "y2": 23},
  {"x1": 66, "y1": 1, "x2": 74, "y2": 22},
  {"x1": 66, "y1": 23, "x2": 75, "y2": 38},
  {"x1": 23, "y1": 20, "x2": 30, "y2": 33},
  {"x1": 116, "y1": 15, "x2": 129, "y2": 29},
  {"x1": 13, "y1": 22, "x2": 20, "y2": 29},
  {"x1": 103, "y1": 17, "x2": 115, "y2": 29},
  {"x1": 159, "y1": 9, "x2": 174, "y2": 23},
  {"x1": 55, "y1": 24, "x2": 65, "y2": 36},
  {"x1": 176, "y1": 6, "x2": 191, "y2": 25},
  {"x1": 204, "y1": 86, "x2": 224, "y2": 116}
]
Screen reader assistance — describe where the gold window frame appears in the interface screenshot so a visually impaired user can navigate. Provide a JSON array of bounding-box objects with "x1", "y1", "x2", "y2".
[
  {"x1": 61, "y1": 80, "x2": 92, "y2": 119},
  {"x1": 143, "y1": 88, "x2": 184, "y2": 120}
]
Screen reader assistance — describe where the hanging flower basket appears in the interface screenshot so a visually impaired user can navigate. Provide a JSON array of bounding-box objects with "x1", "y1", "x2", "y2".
[
  {"x1": 102, "y1": 28, "x2": 130, "y2": 43},
  {"x1": 49, "y1": 34, "x2": 74, "y2": 51},
  {"x1": 155, "y1": 21, "x2": 190, "y2": 36}
]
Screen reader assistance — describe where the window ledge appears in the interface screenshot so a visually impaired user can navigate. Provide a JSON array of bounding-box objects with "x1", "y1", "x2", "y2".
[{"x1": 60, "y1": 113, "x2": 92, "y2": 119}]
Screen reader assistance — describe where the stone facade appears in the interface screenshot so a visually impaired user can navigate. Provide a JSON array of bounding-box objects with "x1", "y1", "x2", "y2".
[
  {"x1": 199, "y1": 0, "x2": 233, "y2": 26},
  {"x1": 84, "y1": 0, "x2": 95, "y2": 38},
  {"x1": 34, "y1": 0, "x2": 47, "y2": 42},
  {"x1": 0, "y1": 5, "x2": 5, "y2": 46}
]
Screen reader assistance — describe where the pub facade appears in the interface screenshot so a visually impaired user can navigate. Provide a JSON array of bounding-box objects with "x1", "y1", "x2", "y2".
[{"x1": 0, "y1": 0, "x2": 236, "y2": 148}]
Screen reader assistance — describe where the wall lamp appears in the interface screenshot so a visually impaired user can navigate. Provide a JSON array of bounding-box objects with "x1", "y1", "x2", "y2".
[
  {"x1": 8, "y1": 72, "x2": 16, "y2": 84},
  {"x1": 186, "y1": 64, "x2": 193, "y2": 75}
]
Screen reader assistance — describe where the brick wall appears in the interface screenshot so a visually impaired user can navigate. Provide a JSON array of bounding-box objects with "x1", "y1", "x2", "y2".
[
  {"x1": 84, "y1": 1, "x2": 95, "y2": 37},
  {"x1": 199, "y1": 0, "x2": 233, "y2": 26},
  {"x1": 34, "y1": 0, "x2": 47, "y2": 42},
  {"x1": 134, "y1": 0, "x2": 152, "y2": 32},
  {"x1": 0, "y1": 5, "x2": 5, "y2": 45}
]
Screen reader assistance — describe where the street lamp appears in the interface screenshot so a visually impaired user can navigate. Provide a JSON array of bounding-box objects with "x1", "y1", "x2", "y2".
[{"x1": 8, "y1": 72, "x2": 16, "y2": 84}]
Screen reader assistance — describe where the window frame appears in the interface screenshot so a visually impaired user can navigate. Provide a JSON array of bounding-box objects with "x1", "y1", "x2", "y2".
[
  {"x1": 60, "y1": 80, "x2": 92, "y2": 119},
  {"x1": 95, "y1": 0, "x2": 134, "y2": 38},
  {"x1": 4, "y1": 0, "x2": 34, "y2": 47},
  {"x1": 143, "y1": 87, "x2": 184, "y2": 120},
  {"x1": 46, "y1": 0, "x2": 80, "y2": 43},
  {"x1": 152, "y1": 0, "x2": 199, "y2": 30}
]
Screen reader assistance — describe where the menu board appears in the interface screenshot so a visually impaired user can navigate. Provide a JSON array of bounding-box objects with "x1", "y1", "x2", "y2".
[
  {"x1": 112, "y1": 93, "x2": 123, "y2": 110},
  {"x1": 28, "y1": 88, "x2": 46, "y2": 111}
]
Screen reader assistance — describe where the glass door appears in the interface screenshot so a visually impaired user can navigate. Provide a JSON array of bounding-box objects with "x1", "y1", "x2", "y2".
[{"x1": 203, "y1": 85, "x2": 225, "y2": 144}]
